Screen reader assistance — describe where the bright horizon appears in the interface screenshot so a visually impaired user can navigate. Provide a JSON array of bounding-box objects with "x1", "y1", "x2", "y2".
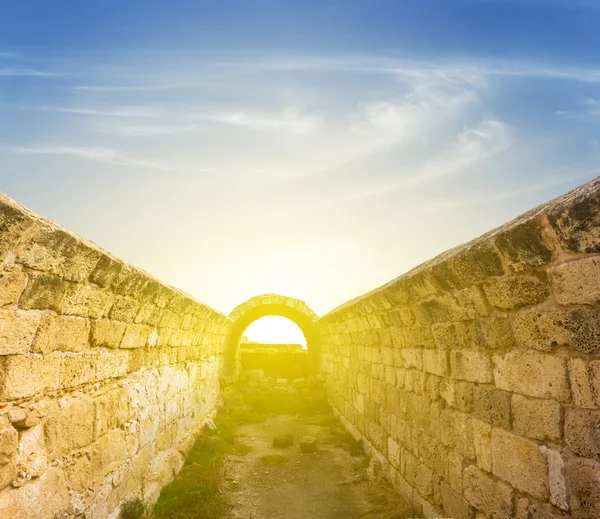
[{"x1": 2, "y1": 2, "x2": 600, "y2": 342}]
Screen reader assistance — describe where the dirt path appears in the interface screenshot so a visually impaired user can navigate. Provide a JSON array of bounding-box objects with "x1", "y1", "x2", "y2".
[{"x1": 221, "y1": 414, "x2": 411, "y2": 519}]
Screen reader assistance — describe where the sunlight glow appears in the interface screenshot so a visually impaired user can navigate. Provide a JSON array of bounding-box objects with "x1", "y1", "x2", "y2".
[{"x1": 243, "y1": 316, "x2": 307, "y2": 348}]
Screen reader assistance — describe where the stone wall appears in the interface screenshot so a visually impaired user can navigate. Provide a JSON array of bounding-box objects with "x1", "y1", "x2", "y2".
[
  {"x1": 0, "y1": 194, "x2": 231, "y2": 518},
  {"x1": 317, "y1": 177, "x2": 600, "y2": 519},
  {"x1": 240, "y1": 343, "x2": 308, "y2": 380}
]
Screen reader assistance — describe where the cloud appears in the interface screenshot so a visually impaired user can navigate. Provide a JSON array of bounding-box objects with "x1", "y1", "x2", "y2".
[
  {"x1": 70, "y1": 84, "x2": 177, "y2": 92},
  {"x1": 39, "y1": 106, "x2": 163, "y2": 118},
  {"x1": 423, "y1": 170, "x2": 599, "y2": 213},
  {"x1": 11, "y1": 146, "x2": 209, "y2": 173},
  {"x1": 189, "y1": 108, "x2": 319, "y2": 132},
  {"x1": 0, "y1": 68, "x2": 58, "y2": 77},
  {"x1": 93, "y1": 123, "x2": 199, "y2": 136}
]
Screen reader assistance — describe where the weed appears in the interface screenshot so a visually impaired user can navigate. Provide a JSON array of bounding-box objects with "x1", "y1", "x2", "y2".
[
  {"x1": 120, "y1": 499, "x2": 146, "y2": 519},
  {"x1": 260, "y1": 454, "x2": 289, "y2": 465}
]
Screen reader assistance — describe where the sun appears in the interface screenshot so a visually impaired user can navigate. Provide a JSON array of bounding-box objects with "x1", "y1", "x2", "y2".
[{"x1": 243, "y1": 316, "x2": 307, "y2": 349}]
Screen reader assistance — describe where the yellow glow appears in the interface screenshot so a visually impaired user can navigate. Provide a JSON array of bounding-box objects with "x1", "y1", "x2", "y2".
[{"x1": 244, "y1": 316, "x2": 307, "y2": 348}]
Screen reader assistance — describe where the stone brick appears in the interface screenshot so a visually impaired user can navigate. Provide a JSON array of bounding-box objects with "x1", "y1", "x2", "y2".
[
  {"x1": 388, "y1": 437, "x2": 401, "y2": 468},
  {"x1": 495, "y1": 216, "x2": 555, "y2": 271},
  {"x1": 473, "y1": 385, "x2": 511, "y2": 428},
  {"x1": 440, "y1": 408, "x2": 476, "y2": 460},
  {"x1": 44, "y1": 397, "x2": 94, "y2": 458},
  {"x1": 483, "y1": 276, "x2": 549, "y2": 309},
  {"x1": 0, "y1": 465, "x2": 70, "y2": 519},
  {"x1": 547, "y1": 177, "x2": 600, "y2": 253},
  {"x1": 512, "y1": 308, "x2": 600, "y2": 354},
  {"x1": 450, "y1": 350, "x2": 493, "y2": 383},
  {"x1": 450, "y1": 242, "x2": 505, "y2": 286},
  {"x1": 447, "y1": 451, "x2": 465, "y2": 492},
  {"x1": 0, "y1": 308, "x2": 41, "y2": 355},
  {"x1": 512, "y1": 394, "x2": 561, "y2": 441},
  {"x1": 60, "y1": 352, "x2": 98, "y2": 388},
  {"x1": 91, "y1": 319, "x2": 127, "y2": 348},
  {"x1": 568, "y1": 457, "x2": 600, "y2": 519},
  {"x1": 109, "y1": 295, "x2": 140, "y2": 323},
  {"x1": 547, "y1": 448, "x2": 568, "y2": 511},
  {"x1": 18, "y1": 273, "x2": 67, "y2": 311},
  {"x1": 404, "y1": 449, "x2": 433, "y2": 497},
  {"x1": 15, "y1": 424, "x2": 48, "y2": 479},
  {"x1": 491, "y1": 428, "x2": 549, "y2": 500},
  {"x1": 472, "y1": 418, "x2": 492, "y2": 472},
  {"x1": 422, "y1": 349, "x2": 448, "y2": 376},
  {"x1": 400, "y1": 348, "x2": 423, "y2": 370},
  {"x1": 564, "y1": 407, "x2": 600, "y2": 460},
  {"x1": 493, "y1": 351, "x2": 569, "y2": 401},
  {"x1": 0, "y1": 424, "x2": 18, "y2": 466},
  {"x1": 441, "y1": 481, "x2": 472, "y2": 519},
  {"x1": 0, "y1": 269, "x2": 27, "y2": 306},
  {"x1": 569, "y1": 358, "x2": 600, "y2": 408},
  {"x1": 463, "y1": 465, "x2": 514, "y2": 519},
  {"x1": 59, "y1": 283, "x2": 112, "y2": 318},
  {"x1": 88, "y1": 253, "x2": 122, "y2": 288},
  {"x1": 31, "y1": 314, "x2": 89, "y2": 354},
  {"x1": 472, "y1": 317, "x2": 516, "y2": 350},
  {"x1": 95, "y1": 349, "x2": 128, "y2": 381},
  {"x1": 550, "y1": 257, "x2": 600, "y2": 305},
  {"x1": 402, "y1": 325, "x2": 435, "y2": 349},
  {"x1": 17, "y1": 227, "x2": 101, "y2": 282},
  {"x1": 0, "y1": 196, "x2": 36, "y2": 261},
  {"x1": 432, "y1": 323, "x2": 472, "y2": 354},
  {"x1": 0, "y1": 355, "x2": 60, "y2": 400}
]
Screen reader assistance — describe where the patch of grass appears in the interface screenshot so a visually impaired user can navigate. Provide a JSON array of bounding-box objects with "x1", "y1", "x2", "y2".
[
  {"x1": 260, "y1": 454, "x2": 289, "y2": 465},
  {"x1": 120, "y1": 499, "x2": 147, "y2": 519}
]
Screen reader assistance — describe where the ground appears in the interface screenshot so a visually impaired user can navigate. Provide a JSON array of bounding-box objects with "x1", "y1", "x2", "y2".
[
  {"x1": 148, "y1": 385, "x2": 413, "y2": 519},
  {"x1": 223, "y1": 414, "x2": 410, "y2": 519}
]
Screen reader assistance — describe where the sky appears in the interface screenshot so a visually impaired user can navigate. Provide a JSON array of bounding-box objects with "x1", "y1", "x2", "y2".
[{"x1": 1, "y1": 1, "x2": 600, "y2": 342}]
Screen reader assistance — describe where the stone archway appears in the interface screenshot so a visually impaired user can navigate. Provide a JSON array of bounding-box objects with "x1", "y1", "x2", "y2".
[{"x1": 224, "y1": 294, "x2": 320, "y2": 377}]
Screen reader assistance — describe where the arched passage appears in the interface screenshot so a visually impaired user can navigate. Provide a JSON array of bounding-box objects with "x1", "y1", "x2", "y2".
[{"x1": 224, "y1": 294, "x2": 320, "y2": 377}]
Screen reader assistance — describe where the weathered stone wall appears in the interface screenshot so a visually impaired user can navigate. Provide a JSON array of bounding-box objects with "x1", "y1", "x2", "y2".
[
  {"x1": 317, "y1": 177, "x2": 600, "y2": 519},
  {"x1": 240, "y1": 343, "x2": 308, "y2": 380},
  {"x1": 0, "y1": 194, "x2": 231, "y2": 518}
]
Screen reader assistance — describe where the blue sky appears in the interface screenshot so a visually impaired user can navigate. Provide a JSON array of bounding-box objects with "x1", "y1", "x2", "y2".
[{"x1": 1, "y1": 1, "x2": 600, "y2": 330}]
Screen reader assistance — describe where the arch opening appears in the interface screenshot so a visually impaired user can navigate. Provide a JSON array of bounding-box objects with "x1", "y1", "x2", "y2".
[
  {"x1": 224, "y1": 294, "x2": 320, "y2": 377},
  {"x1": 243, "y1": 316, "x2": 307, "y2": 349}
]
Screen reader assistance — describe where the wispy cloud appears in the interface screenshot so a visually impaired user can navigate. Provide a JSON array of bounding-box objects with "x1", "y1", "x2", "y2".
[
  {"x1": 39, "y1": 106, "x2": 163, "y2": 118},
  {"x1": 11, "y1": 146, "x2": 209, "y2": 173},
  {"x1": 0, "y1": 68, "x2": 58, "y2": 77},
  {"x1": 93, "y1": 123, "x2": 199, "y2": 136},
  {"x1": 189, "y1": 109, "x2": 319, "y2": 132},
  {"x1": 70, "y1": 84, "x2": 177, "y2": 92},
  {"x1": 423, "y1": 170, "x2": 599, "y2": 213}
]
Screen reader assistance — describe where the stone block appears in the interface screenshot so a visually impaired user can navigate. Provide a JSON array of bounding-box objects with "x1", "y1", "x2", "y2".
[
  {"x1": 569, "y1": 358, "x2": 600, "y2": 408},
  {"x1": 44, "y1": 397, "x2": 95, "y2": 458},
  {"x1": 472, "y1": 317, "x2": 516, "y2": 350},
  {"x1": 564, "y1": 407, "x2": 600, "y2": 460},
  {"x1": 120, "y1": 324, "x2": 151, "y2": 349},
  {"x1": 0, "y1": 269, "x2": 27, "y2": 306},
  {"x1": 449, "y1": 242, "x2": 505, "y2": 286},
  {"x1": 388, "y1": 437, "x2": 401, "y2": 468},
  {"x1": 0, "y1": 308, "x2": 41, "y2": 355},
  {"x1": 91, "y1": 319, "x2": 127, "y2": 348},
  {"x1": 547, "y1": 448, "x2": 568, "y2": 511},
  {"x1": 450, "y1": 350, "x2": 493, "y2": 383},
  {"x1": 0, "y1": 355, "x2": 60, "y2": 400},
  {"x1": 404, "y1": 449, "x2": 433, "y2": 497},
  {"x1": 493, "y1": 351, "x2": 569, "y2": 401},
  {"x1": 550, "y1": 257, "x2": 600, "y2": 305},
  {"x1": 88, "y1": 253, "x2": 123, "y2": 288},
  {"x1": 400, "y1": 348, "x2": 423, "y2": 370},
  {"x1": 441, "y1": 481, "x2": 472, "y2": 519},
  {"x1": 422, "y1": 350, "x2": 448, "y2": 376},
  {"x1": 0, "y1": 424, "x2": 18, "y2": 466},
  {"x1": 568, "y1": 457, "x2": 600, "y2": 519},
  {"x1": 494, "y1": 216, "x2": 555, "y2": 271},
  {"x1": 432, "y1": 322, "x2": 471, "y2": 349},
  {"x1": 403, "y1": 325, "x2": 435, "y2": 349},
  {"x1": 0, "y1": 196, "x2": 36, "y2": 260},
  {"x1": 95, "y1": 349, "x2": 128, "y2": 381},
  {"x1": 491, "y1": 428, "x2": 549, "y2": 500},
  {"x1": 447, "y1": 451, "x2": 465, "y2": 492},
  {"x1": 60, "y1": 352, "x2": 98, "y2": 388},
  {"x1": 512, "y1": 394, "x2": 561, "y2": 441},
  {"x1": 512, "y1": 308, "x2": 600, "y2": 354},
  {"x1": 18, "y1": 273, "x2": 67, "y2": 311},
  {"x1": 483, "y1": 276, "x2": 548, "y2": 309},
  {"x1": 59, "y1": 283, "x2": 112, "y2": 318},
  {"x1": 547, "y1": 177, "x2": 600, "y2": 253},
  {"x1": 15, "y1": 424, "x2": 48, "y2": 479},
  {"x1": 31, "y1": 314, "x2": 89, "y2": 354},
  {"x1": 440, "y1": 408, "x2": 475, "y2": 460},
  {"x1": 463, "y1": 465, "x2": 514, "y2": 519},
  {"x1": 0, "y1": 465, "x2": 70, "y2": 519},
  {"x1": 109, "y1": 296, "x2": 140, "y2": 323},
  {"x1": 473, "y1": 385, "x2": 511, "y2": 428},
  {"x1": 17, "y1": 226, "x2": 101, "y2": 282},
  {"x1": 472, "y1": 418, "x2": 492, "y2": 472}
]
